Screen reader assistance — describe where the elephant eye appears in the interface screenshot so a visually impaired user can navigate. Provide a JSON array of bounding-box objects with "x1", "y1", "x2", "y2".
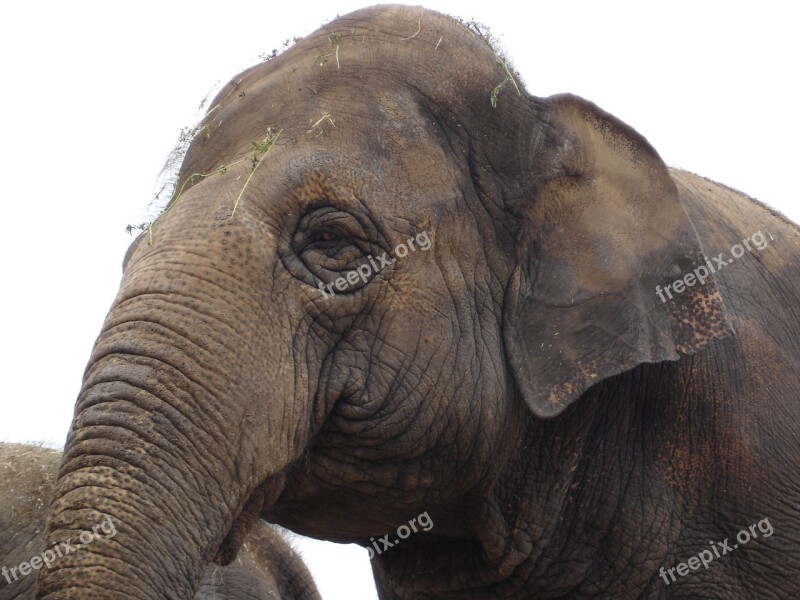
[
  {"x1": 301, "y1": 227, "x2": 365, "y2": 263},
  {"x1": 311, "y1": 231, "x2": 338, "y2": 243},
  {"x1": 285, "y1": 207, "x2": 387, "y2": 295}
]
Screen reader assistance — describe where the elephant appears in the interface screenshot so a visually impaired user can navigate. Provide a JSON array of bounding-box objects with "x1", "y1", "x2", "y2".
[
  {"x1": 36, "y1": 4, "x2": 800, "y2": 599},
  {"x1": 0, "y1": 444, "x2": 319, "y2": 599}
]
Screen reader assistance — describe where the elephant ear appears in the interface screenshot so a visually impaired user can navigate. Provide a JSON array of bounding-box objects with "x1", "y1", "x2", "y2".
[{"x1": 503, "y1": 94, "x2": 733, "y2": 418}]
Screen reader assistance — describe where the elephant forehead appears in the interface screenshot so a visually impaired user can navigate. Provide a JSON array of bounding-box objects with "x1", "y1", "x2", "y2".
[
  {"x1": 182, "y1": 74, "x2": 434, "y2": 186},
  {"x1": 178, "y1": 5, "x2": 507, "y2": 179},
  {"x1": 174, "y1": 88, "x2": 462, "y2": 230}
]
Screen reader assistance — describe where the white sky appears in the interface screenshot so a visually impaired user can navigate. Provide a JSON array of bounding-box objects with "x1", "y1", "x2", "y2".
[{"x1": 0, "y1": 2, "x2": 797, "y2": 598}]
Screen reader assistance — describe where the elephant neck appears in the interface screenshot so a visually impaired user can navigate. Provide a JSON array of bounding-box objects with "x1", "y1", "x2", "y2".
[
  {"x1": 468, "y1": 361, "x2": 708, "y2": 597},
  {"x1": 376, "y1": 361, "x2": 732, "y2": 597},
  {"x1": 464, "y1": 368, "x2": 687, "y2": 597}
]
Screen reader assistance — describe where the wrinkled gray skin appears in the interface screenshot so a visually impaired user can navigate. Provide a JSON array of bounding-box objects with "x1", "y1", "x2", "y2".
[
  {"x1": 0, "y1": 444, "x2": 319, "y2": 599},
  {"x1": 37, "y1": 4, "x2": 800, "y2": 599}
]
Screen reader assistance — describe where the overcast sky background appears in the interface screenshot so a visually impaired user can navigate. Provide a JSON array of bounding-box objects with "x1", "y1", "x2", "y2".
[{"x1": 0, "y1": 2, "x2": 797, "y2": 598}]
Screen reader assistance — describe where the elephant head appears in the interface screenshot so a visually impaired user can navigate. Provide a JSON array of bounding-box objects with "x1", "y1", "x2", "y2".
[{"x1": 38, "y1": 5, "x2": 730, "y2": 598}]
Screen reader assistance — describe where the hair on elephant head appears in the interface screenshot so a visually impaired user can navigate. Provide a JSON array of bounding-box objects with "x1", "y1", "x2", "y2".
[
  {"x1": 37, "y1": 4, "x2": 800, "y2": 599},
  {"x1": 0, "y1": 444, "x2": 319, "y2": 600}
]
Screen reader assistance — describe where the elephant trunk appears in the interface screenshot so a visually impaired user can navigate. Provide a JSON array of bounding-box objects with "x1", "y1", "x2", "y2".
[{"x1": 36, "y1": 252, "x2": 304, "y2": 598}]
